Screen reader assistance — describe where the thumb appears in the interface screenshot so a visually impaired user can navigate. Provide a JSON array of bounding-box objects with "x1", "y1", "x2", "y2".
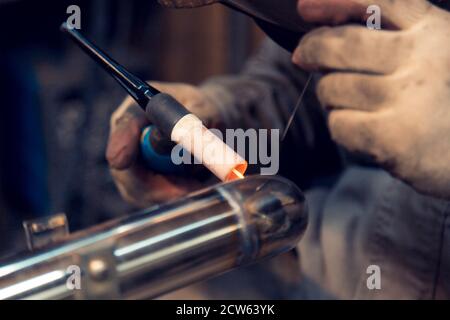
[{"x1": 106, "y1": 96, "x2": 149, "y2": 170}]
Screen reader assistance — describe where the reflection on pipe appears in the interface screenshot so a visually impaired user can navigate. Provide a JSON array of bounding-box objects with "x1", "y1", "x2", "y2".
[
  {"x1": 114, "y1": 211, "x2": 234, "y2": 258},
  {"x1": 0, "y1": 175, "x2": 308, "y2": 300},
  {"x1": 0, "y1": 270, "x2": 66, "y2": 300}
]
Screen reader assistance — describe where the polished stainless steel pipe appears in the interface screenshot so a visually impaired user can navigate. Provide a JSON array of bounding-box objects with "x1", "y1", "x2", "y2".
[{"x1": 0, "y1": 176, "x2": 307, "y2": 300}]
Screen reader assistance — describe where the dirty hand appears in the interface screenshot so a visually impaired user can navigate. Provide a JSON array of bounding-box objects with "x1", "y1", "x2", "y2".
[
  {"x1": 293, "y1": 0, "x2": 450, "y2": 198},
  {"x1": 106, "y1": 82, "x2": 221, "y2": 207}
]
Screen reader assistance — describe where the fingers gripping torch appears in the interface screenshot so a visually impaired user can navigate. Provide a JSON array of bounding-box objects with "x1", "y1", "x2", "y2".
[{"x1": 61, "y1": 24, "x2": 247, "y2": 182}]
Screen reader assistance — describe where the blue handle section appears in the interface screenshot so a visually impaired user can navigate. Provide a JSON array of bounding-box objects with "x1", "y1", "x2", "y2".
[{"x1": 140, "y1": 125, "x2": 184, "y2": 174}]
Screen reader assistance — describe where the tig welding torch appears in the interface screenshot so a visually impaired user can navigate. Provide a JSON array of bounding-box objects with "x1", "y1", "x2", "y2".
[{"x1": 61, "y1": 23, "x2": 247, "y2": 181}]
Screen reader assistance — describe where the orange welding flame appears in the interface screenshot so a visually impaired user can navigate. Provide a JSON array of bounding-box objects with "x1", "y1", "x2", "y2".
[
  {"x1": 225, "y1": 162, "x2": 247, "y2": 182},
  {"x1": 231, "y1": 168, "x2": 245, "y2": 180}
]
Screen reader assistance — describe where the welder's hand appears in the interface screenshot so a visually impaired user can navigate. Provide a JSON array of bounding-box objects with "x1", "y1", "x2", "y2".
[
  {"x1": 293, "y1": 0, "x2": 450, "y2": 198},
  {"x1": 106, "y1": 82, "x2": 220, "y2": 207}
]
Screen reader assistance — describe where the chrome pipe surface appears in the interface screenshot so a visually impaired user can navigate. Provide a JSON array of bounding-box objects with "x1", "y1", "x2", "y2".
[{"x1": 0, "y1": 175, "x2": 307, "y2": 300}]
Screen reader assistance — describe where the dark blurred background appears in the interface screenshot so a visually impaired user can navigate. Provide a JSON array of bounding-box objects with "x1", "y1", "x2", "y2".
[{"x1": 0, "y1": 0, "x2": 263, "y2": 257}]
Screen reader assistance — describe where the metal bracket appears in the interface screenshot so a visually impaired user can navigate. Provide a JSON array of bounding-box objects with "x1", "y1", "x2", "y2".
[{"x1": 23, "y1": 213, "x2": 69, "y2": 251}]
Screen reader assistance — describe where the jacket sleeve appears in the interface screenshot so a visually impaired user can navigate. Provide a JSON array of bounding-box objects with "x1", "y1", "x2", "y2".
[{"x1": 200, "y1": 38, "x2": 342, "y2": 188}]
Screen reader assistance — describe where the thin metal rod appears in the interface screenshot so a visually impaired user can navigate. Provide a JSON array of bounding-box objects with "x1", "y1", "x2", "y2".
[
  {"x1": 281, "y1": 73, "x2": 313, "y2": 141},
  {"x1": 60, "y1": 23, "x2": 160, "y2": 109}
]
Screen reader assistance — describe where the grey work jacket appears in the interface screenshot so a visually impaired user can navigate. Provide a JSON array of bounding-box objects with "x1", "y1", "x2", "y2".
[{"x1": 200, "y1": 38, "x2": 450, "y2": 299}]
